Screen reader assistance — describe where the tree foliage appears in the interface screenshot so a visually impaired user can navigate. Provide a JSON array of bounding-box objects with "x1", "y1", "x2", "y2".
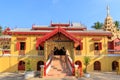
[
  {"x1": 91, "y1": 21, "x2": 103, "y2": 29},
  {"x1": 0, "y1": 26, "x2": 2, "y2": 35},
  {"x1": 84, "y1": 56, "x2": 90, "y2": 73},
  {"x1": 92, "y1": 21, "x2": 120, "y2": 30},
  {"x1": 114, "y1": 21, "x2": 120, "y2": 28}
]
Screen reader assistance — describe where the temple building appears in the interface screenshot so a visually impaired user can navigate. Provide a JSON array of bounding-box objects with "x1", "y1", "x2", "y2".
[{"x1": 0, "y1": 7, "x2": 120, "y2": 77}]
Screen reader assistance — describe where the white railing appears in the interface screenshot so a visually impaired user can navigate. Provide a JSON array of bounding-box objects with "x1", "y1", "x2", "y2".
[
  {"x1": 107, "y1": 54, "x2": 120, "y2": 56},
  {"x1": 108, "y1": 49, "x2": 120, "y2": 54},
  {"x1": 0, "y1": 49, "x2": 11, "y2": 56}
]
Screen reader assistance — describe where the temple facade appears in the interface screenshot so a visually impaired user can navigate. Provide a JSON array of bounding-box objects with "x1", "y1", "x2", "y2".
[{"x1": 0, "y1": 7, "x2": 120, "y2": 77}]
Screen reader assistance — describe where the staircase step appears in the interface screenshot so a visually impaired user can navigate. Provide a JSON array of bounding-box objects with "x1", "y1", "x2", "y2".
[{"x1": 45, "y1": 55, "x2": 72, "y2": 78}]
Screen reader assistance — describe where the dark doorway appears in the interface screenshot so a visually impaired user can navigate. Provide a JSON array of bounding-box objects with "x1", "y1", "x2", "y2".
[
  {"x1": 53, "y1": 47, "x2": 66, "y2": 55},
  {"x1": 37, "y1": 61, "x2": 44, "y2": 71},
  {"x1": 112, "y1": 61, "x2": 118, "y2": 71},
  {"x1": 18, "y1": 61, "x2": 25, "y2": 71},
  {"x1": 94, "y1": 61, "x2": 101, "y2": 71}
]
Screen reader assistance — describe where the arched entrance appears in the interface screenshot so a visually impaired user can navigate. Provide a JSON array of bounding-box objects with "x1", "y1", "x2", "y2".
[
  {"x1": 53, "y1": 47, "x2": 66, "y2": 55},
  {"x1": 37, "y1": 61, "x2": 44, "y2": 71},
  {"x1": 18, "y1": 61, "x2": 25, "y2": 71},
  {"x1": 94, "y1": 61, "x2": 101, "y2": 71},
  {"x1": 75, "y1": 60, "x2": 82, "y2": 76},
  {"x1": 112, "y1": 61, "x2": 118, "y2": 71},
  {"x1": 75, "y1": 60, "x2": 82, "y2": 68}
]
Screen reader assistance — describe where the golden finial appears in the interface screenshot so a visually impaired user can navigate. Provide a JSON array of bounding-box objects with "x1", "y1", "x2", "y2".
[{"x1": 107, "y1": 5, "x2": 110, "y2": 16}]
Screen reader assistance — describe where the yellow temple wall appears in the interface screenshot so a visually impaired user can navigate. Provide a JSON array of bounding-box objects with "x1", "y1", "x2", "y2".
[
  {"x1": 74, "y1": 36, "x2": 108, "y2": 58},
  {"x1": 0, "y1": 35, "x2": 45, "y2": 72},
  {"x1": 0, "y1": 34, "x2": 120, "y2": 73},
  {"x1": 74, "y1": 36, "x2": 120, "y2": 72}
]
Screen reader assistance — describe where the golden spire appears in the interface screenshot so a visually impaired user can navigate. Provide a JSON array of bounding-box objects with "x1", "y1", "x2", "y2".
[
  {"x1": 107, "y1": 5, "x2": 110, "y2": 16},
  {"x1": 103, "y1": 5, "x2": 119, "y2": 40}
]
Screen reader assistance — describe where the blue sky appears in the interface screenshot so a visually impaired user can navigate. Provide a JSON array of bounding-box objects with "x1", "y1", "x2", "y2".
[{"x1": 0, "y1": 0, "x2": 120, "y2": 30}]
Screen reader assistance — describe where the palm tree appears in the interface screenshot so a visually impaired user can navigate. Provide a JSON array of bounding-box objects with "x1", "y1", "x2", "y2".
[
  {"x1": 84, "y1": 56, "x2": 90, "y2": 73},
  {"x1": 91, "y1": 21, "x2": 103, "y2": 29},
  {"x1": 114, "y1": 21, "x2": 120, "y2": 28}
]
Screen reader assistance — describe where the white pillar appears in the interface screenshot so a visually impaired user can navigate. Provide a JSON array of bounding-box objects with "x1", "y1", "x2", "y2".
[
  {"x1": 75, "y1": 64, "x2": 79, "y2": 78},
  {"x1": 40, "y1": 65, "x2": 44, "y2": 78}
]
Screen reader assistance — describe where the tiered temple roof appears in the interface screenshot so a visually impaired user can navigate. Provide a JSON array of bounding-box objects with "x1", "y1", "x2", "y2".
[{"x1": 3, "y1": 22, "x2": 111, "y2": 36}]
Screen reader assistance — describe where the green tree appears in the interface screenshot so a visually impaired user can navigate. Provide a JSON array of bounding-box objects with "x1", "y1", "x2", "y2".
[
  {"x1": 84, "y1": 56, "x2": 90, "y2": 73},
  {"x1": 91, "y1": 21, "x2": 103, "y2": 29},
  {"x1": 0, "y1": 26, "x2": 2, "y2": 35},
  {"x1": 114, "y1": 21, "x2": 120, "y2": 28},
  {"x1": 26, "y1": 60, "x2": 32, "y2": 71}
]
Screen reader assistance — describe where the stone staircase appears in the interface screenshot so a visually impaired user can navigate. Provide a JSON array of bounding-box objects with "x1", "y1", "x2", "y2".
[{"x1": 46, "y1": 55, "x2": 72, "y2": 78}]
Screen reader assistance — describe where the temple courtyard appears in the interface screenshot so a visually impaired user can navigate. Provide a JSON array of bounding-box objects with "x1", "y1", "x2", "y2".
[{"x1": 0, "y1": 72, "x2": 119, "y2": 80}]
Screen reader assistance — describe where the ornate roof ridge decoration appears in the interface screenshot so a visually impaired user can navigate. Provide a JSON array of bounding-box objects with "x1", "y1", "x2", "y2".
[
  {"x1": 38, "y1": 27, "x2": 79, "y2": 43},
  {"x1": 36, "y1": 27, "x2": 80, "y2": 48}
]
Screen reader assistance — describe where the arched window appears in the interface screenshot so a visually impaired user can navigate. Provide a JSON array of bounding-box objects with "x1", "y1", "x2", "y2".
[
  {"x1": 18, "y1": 61, "x2": 25, "y2": 71},
  {"x1": 112, "y1": 61, "x2": 118, "y2": 71},
  {"x1": 94, "y1": 61, "x2": 101, "y2": 71},
  {"x1": 37, "y1": 61, "x2": 44, "y2": 71}
]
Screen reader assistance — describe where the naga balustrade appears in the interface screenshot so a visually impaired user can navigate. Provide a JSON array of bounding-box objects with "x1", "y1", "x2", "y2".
[
  {"x1": 66, "y1": 55, "x2": 75, "y2": 75},
  {"x1": 44, "y1": 53, "x2": 53, "y2": 76}
]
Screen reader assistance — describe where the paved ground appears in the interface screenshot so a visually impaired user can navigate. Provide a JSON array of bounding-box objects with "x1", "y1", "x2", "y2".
[
  {"x1": 0, "y1": 72, "x2": 24, "y2": 80},
  {"x1": 80, "y1": 72, "x2": 120, "y2": 80},
  {"x1": 0, "y1": 72, "x2": 120, "y2": 80}
]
